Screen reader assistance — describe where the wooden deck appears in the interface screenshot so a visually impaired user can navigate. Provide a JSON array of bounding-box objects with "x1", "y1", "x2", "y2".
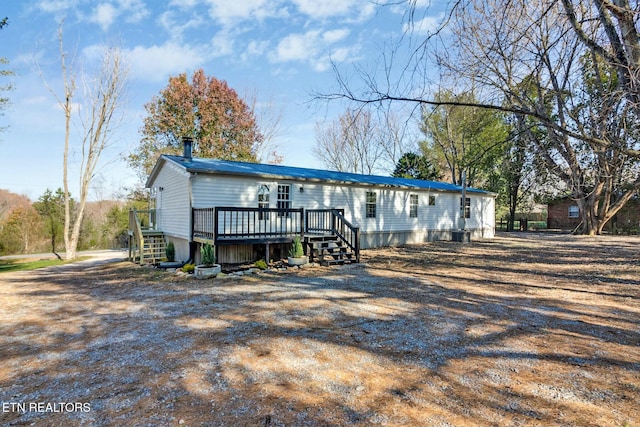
[
  {"x1": 128, "y1": 207, "x2": 360, "y2": 265},
  {"x1": 192, "y1": 207, "x2": 360, "y2": 264}
]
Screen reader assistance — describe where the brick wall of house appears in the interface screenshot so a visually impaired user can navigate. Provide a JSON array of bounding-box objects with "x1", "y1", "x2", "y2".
[
  {"x1": 547, "y1": 199, "x2": 581, "y2": 230},
  {"x1": 547, "y1": 197, "x2": 640, "y2": 232}
]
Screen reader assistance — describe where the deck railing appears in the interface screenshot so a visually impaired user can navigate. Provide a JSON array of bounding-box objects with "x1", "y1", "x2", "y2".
[
  {"x1": 128, "y1": 208, "x2": 158, "y2": 262},
  {"x1": 305, "y1": 208, "x2": 345, "y2": 234},
  {"x1": 192, "y1": 207, "x2": 359, "y2": 262},
  {"x1": 193, "y1": 207, "x2": 304, "y2": 243}
]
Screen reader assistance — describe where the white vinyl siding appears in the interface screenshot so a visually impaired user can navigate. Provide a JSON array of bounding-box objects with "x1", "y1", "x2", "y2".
[
  {"x1": 190, "y1": 174, "x2": 491, "y2": 235},
  {"x1": 153, "y1": 164, "x2": 191, "y2": 239}
]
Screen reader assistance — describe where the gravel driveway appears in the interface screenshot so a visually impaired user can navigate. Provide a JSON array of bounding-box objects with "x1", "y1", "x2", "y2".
[{"x1": 1, "y1": 234, "x2": 638, "y2": 426}]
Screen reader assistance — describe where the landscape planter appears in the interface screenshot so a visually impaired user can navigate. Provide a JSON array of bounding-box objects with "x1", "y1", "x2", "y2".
[
  {"x1": 287, "y1": 256, "x2": 308, "y2": 267},
  {"x1": 194, "y1": 264, "x2": 221, "y2": 279}
]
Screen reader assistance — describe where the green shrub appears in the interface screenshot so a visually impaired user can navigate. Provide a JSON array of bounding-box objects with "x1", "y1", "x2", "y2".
[
  {"x1": 201, "y1": 243, "x2": 216, "y2": 266},
  {"x1": 254, "y1": 259, "x2": 268, "y2": 270},
  {"x1": 289, "y1": 236, "x2": 304, "y2": 258},
  {"x1": 182, "y1": 263, "x2": 195, "y2": 274},
  {"x1": 165, "y1": 241, "x2": 175, "y2": 262}
]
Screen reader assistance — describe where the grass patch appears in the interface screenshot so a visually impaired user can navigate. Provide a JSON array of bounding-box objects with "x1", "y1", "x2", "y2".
[{"x1": 0, "y1": 256, "x2": 91, "y2": 273}]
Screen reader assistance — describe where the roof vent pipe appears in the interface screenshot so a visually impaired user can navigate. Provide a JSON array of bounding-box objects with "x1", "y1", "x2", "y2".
[{"x1": 182, "y1": 136, "x2": 193, "y2": 161}]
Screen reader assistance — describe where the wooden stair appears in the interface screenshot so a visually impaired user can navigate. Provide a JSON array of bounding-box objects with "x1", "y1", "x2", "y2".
[
  {"x1": 306, "y1": 235, "x2": 355, "y2": 266},
  {"x1": 140, "y1": 231, "x2": 166, "y2": 264}
]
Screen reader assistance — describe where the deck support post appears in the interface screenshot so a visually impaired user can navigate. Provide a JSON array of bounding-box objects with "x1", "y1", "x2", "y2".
[{"x1": 265, "y1": 242, "x2": 270, "y2": 264}]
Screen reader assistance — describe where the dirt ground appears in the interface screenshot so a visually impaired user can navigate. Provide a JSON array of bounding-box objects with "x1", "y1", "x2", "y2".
[{"x1": 0, "y1": 233, "x2": 638, "y2": 427}]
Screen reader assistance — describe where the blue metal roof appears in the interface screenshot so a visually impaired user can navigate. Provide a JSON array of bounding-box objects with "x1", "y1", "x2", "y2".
[{"x1": 161, "y1": 155, "x2": 494, "y2": 195}]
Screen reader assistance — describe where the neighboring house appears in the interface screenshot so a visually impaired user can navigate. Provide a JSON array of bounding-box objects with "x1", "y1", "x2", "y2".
[
  {"x1": 130, "y1": 141, "x2": 496, "y2": 265},
  {"x1": 547, "y1": 198, "x2": 582, "y2": 231},
  {"x1": 547, "y1": 196, "x2": 640, "y2": 233}
]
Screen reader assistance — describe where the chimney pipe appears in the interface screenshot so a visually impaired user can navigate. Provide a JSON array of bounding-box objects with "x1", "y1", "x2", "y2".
[{"x1": 182, "y1": 136, "x2": 193, "y2": 160}]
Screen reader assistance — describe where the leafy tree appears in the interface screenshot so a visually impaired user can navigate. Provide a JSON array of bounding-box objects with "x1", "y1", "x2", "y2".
[
  {"x1": 130, "y1": 69, "x2": 263, "y2": 177},
  {"x1": 0, "y1": 205, "x2": 43, "y2": 255},
  {"x1": 420, "y1": 90, "x2": 508, "y2": 188},
  {"x1": 392, "y1": 152, "x2": 440, "y2": 180},
  {"x1": 33, "y1": 188, "x2": 68, "y2": 256}
]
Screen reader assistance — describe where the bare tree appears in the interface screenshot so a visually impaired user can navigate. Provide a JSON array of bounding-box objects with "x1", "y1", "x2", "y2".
[
  {"x1": 313, "y1": 109, "x2": 381, "y2": 174},
  {"x1": 442, "y1": 0, "x2": 640, "y2": 235},
  {"x1": 320, "y1": 0, "x2": 640, "y2": 235},
  {"x1": 313, "y1": 108, "x2": 413, "y2": 175},
  {"x1": 47, "y1": 24, "x2": 128, "y2": 259},
  {"x1": 0, "y1": 17, "x2": 14, "y2": 138},
  {"x1": 376, "y1": 111, "x2": 418, "y2": 171},
  {"x1": 245, "y1": 90, "x2": 284, "y2": 164}
]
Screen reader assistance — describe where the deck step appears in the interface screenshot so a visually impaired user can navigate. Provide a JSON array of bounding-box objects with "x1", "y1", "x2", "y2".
[{"x1": 305, "y1": 234, "x2": 353, "y2": 266}]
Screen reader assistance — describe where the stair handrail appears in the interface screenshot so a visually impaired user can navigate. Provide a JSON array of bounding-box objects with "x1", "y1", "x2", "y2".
[
  {"x1": 129, "y1": 208, "x2": 145, "y2": 263},
  {"x1": 330, "y1": 209, "x2": 360, "y2": 263}
]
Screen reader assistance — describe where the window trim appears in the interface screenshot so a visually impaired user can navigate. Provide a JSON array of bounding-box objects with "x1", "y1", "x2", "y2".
[
  {"x1": 568, "y1": 205, "x2": 579, "y2": 218},
  {"x1": 409, "y1": 194, "x2": 418, "y2": 218},
  {"x1": 365, "y1": 191, "x2": 377, "y2": 218},
  {"x1": 257, "y1": 184, "x2": 270, "y2": 220},
  {"x1": 277, "y1": 184, "x2": 291, "y2": 217},
  {"x1": 460, "y1": 197, "x2": 471, "y2": 219}
]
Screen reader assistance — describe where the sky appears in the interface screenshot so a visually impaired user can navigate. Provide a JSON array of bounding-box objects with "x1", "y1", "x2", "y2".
[{"x1": 0, "y1": 0, "x2": 444, "y2": 201}]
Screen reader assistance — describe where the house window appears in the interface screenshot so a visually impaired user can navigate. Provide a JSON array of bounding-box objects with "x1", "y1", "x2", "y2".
[
  {"x1": 428, "y1": 195, "x2": 436, "y2": 206},
  {"x1": 258, "y1": 184, "x2": 270, "y2": 220},
  {"x1": 460, "y1": 197, "x2": 471, "y2": 219},
  {"x1": 409, "y1": 194, "x2": 418, "y2": 218},
  {"x1": 277, "y1": 184, "x2": 291, "y2": 217},
  {"x1": 366, "y1": 192, "x2": 377, "y2": 218},
  {"x1": 568, "y1": 205, "x2": 579, "y2": 218}
]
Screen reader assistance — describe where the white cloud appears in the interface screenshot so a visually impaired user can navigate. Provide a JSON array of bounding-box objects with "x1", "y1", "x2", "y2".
[
  {"x1": 291, "y1": 0, "x2": 375, "y2": 22},
  {"x1": 211, "y1": 29, "x2": 235, "y2": 57},
  {"x1": 241, "y1": 40, "x2": 270, "y2": 62},
  {"x1": 402, "y1": 13, "x2": 444, "y2": 36},
  {"x1": 92, "y1": 3, "x2": 118, "y2": 31},
  {"x1": 292, "y1": 0, "x2": 354, "y2": 18},
  {"x1": 118, "y1": 0, "x2": 149, "y2": 23},
  {"x1": 204, "y1": 0, "x2": 284, "y2": 26},
  {"x1": 270, "y1": 28, "x2": 357, "y2": 72},
  {"x1": 89, "y1": 0, "x2": 149, "y2": 31},
  {"x1": 323, "y1": 29, "x2": 350, "y2": 43},
  {"x1": 272, "y1": 30, "x2": 321, "y2": 63},
  {"x1": 158, "y1": 10, "x2": 205, "y2": 41},
  {"x1": 125, "y1": 42, "x2": 207, "y2": 82},
  {"x1": 35, "y1": 0, "x2": 79, "y2": 14},
  {"x1": 169, "y1": 0, "x2": 199, "y2": 9}
]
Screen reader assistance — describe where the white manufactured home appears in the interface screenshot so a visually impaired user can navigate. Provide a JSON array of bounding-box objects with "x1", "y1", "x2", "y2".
[{"x1": 129, "y1": 143, "x2": 495, "y2": 265}]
